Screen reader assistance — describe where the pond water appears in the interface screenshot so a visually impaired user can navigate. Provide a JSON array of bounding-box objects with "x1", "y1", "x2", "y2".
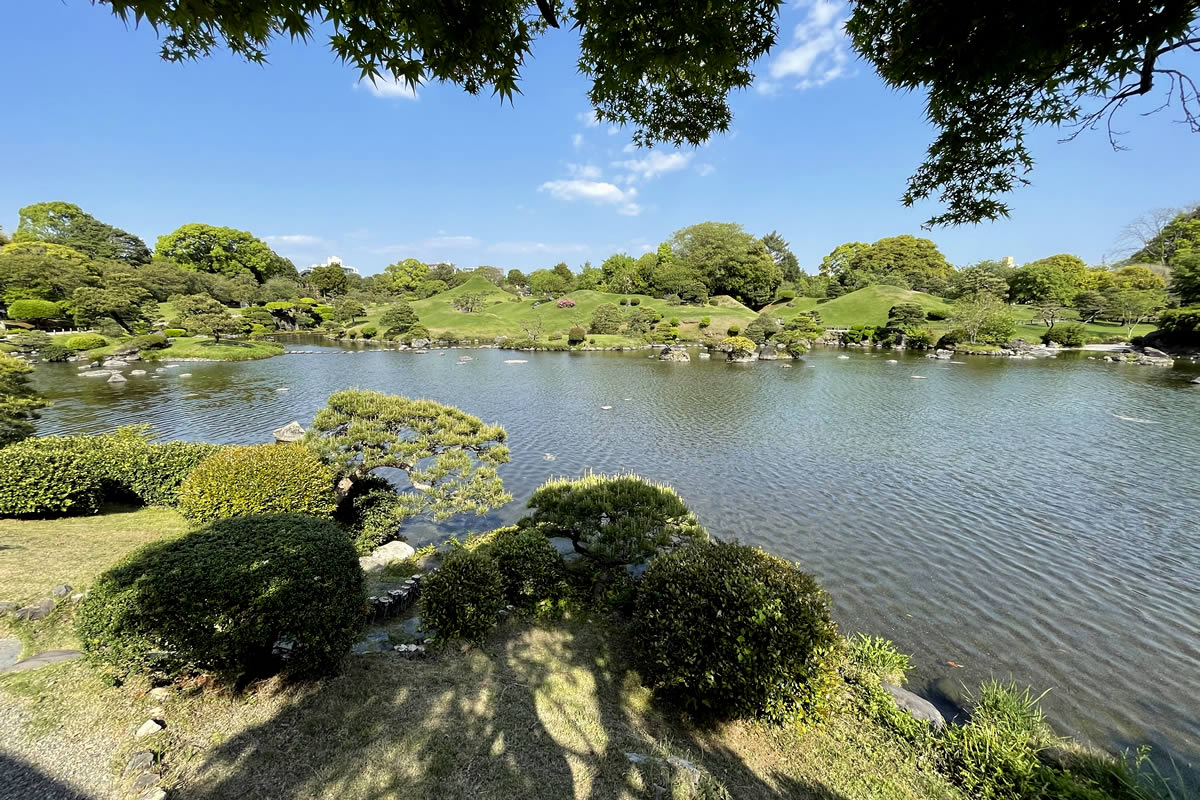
[{"x1": 30, "y1": 339, "x2": 1200, "y2": 781}]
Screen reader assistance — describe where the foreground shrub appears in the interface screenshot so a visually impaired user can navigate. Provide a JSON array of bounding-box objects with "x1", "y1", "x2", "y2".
[
  {"x1": 177, "y1": 443, "x2": 337, "y2": 523},
  {"x1": 0, "y1": 353, "x2": 47, "y2": 446},
  {"x1": 162, "y1": 328, "x2": 186, "y2": 338},
  {"x1": 524, "y1": 473, "x2": 706, "y2": 568},
  {"x1": 484, "y1": 527, "x2": 569, "y2": 612},
  {"x1": 905, "y1": 328, "x2": 937, "y2": 349},
  {"x1": 722, "y1": 336, "x2": 757, "y2": 357},
  {"x1": 65, "y1": 333, "x2": 108, "y2": 351},
  {"x1": 1041, "y1": 323, "x2": 1089, "y2": 347},
  {"x1": 77, "y1": 514, "x2": 364, "y2": 681},
  {"x1": 633, "y1": 540, "x2": 839, "y2": 722},
  {"x1": 568, "y1": 325, "x2": 587, "y2": 345},
  {"x1": 38, "y1": 343, "x2": 72, "y2": 362},
  {"x1": 421, "y1": 547, "x2": 504, "y2": 641},
  {"x1": 0, "y1": 444, "x2": 104, "y2": 517}
]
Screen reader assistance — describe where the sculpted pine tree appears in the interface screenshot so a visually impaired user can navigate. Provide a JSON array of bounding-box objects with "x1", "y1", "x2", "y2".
[{"x1": 306, "y1": 390, "x2": 511, "y2": 522}]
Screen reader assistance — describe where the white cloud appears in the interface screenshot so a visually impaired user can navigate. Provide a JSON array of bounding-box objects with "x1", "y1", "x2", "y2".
[
  {"x1": 487, "y1": 241, "x2": 590, "y2": 255},
  {"x1": 355, "y1": 73, "x2": 420, "y2": 100},
  {"x1": 566, "y1": 163, "x2": 604, "y2": 180},
  {"x1": 613, "y1": 151, "x2": 693, "y2": 182},
  {"x1": 572, "y1": 132, "x2": 585, "y2": 149},
  {"x1": 265, "y1": 234, "x2": 323, "y2": 246},
  {"x1": 696, "y1": 163, "x2": 716, "y2": 177},
  {"x1": 538, "y1": 179, "x2": 641, "y2": 216},
  {"x1": 575, "y1": 111, "x2": 602, "y2": 128},
  {"x1": 764, "y1": 0, "x2": 852, "y2": 91}
]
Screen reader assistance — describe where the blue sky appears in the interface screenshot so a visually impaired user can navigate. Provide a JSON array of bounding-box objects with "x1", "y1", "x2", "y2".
[{"x1": 2, "y1": 1, "x2": 1196, "y2": 276}]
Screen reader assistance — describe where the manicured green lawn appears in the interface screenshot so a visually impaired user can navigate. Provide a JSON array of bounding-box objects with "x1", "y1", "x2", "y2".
[
  {"x1": 346, "y1": 275, "x2": 760, "y2": 342},
  {"x1": 87, "y1": 336, "x2": 284, "y2": 362},
  {"x1": 766, "y1": 286, "x2": 954, "y2": 329}
]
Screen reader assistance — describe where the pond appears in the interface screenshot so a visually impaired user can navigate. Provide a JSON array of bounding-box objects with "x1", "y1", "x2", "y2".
[{"x1": 30, "y1": 338, "x2": 1200, "y2": 781}]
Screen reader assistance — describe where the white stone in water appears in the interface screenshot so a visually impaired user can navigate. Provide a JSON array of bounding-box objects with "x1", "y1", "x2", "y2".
[
  {"x1": 911, "y1": 375, "x2": 927, "y2": 379},
  {"x1": 107, "y1": 373, "x2": 127, "y2": 383},
  {"x1": 178, "y1": 373, "x2": 192, "y2": 378},
  {"x1": 886, "y1": 359, "x2": 898, "y2": 364},
  {"x1": 503, "y1": 359, "x2": 527, "y2": 364},
  {"x1": 837, "y1": 355, "x2": 850, "y2": 359},
  {"x1": 600, "y1": 405, "x2": 612, "y2": 410},
  {"x1": 275, "y1": 387, "x2": 290, "y2": 392}
]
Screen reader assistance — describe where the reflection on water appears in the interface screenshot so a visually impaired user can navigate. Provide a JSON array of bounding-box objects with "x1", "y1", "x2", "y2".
[{"x1": 31, "y1": 339, "x2": 1200, "y2": 781}]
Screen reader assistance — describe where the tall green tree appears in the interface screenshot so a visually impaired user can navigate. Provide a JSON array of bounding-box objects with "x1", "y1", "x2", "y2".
[
  {"x1": 155, "y1": 224, "x2": 297, "y2": 282},
  {"x1": 1170, "y1": 250, "x2": 1200, "y2": 305},
  {"x1": 72, "y1": 274, "x2": 158, "y2": 334},
  {"x1": 818, "y1": 242, "x2": 872, "y2": 280},
  {"x1": 1107, "y1": 289, "x2": 1166, "y2": 337},
  {"x1": 307, "y1": 264, "x2": 349, "y2": 298},
  {"x1": 1009, "y1": 257, "x2": 1085, "y2": 308},
  {"x1": 761, "y1": 231, "x2": 802, "y2": 283},
  {"x1": 946, "y1": 263, "x2": 1011, "y2": 301},
  {"x1": 378, "y1": 258, "x2": 430, "y2": 295},
  {"x1": 0, "y1": 353, "x2": 48, "y2": 446},
  {"x1": 671, "y1": 222, "x2": 781, "y2": 308},
  {"x1": 851, "y1": 235, "x2": 953, "y2": 293},
  {"x1": 174, "y1": 294, "x2": 243, "y2": 342},
  {"x1": 14, "y1": 201, "x2": 150, "y2": 264},
  {"x1": 0, "y1": 248, "x2": 92, "y2": 306},
  {"x1": 380, "y1": 303, "x2": 419, "y2": 335},
  {"x1": 952, "y1": 295, "x2": 1016, "y2": 344},
  {"x1": 1131, "y1": 206, "x2": 1200, "y2": 266}
]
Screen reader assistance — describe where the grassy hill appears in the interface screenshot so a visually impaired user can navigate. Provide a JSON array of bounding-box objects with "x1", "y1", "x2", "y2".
[
  {"x1": 766, "y1": 285, "x2": 953, "y2": 329},
  {"x1": 350, "y1": 276, "x2": 759, "y2": 343},
  {"x1": 348, "y1": 280, "x2": 1153, "y2": 346}
]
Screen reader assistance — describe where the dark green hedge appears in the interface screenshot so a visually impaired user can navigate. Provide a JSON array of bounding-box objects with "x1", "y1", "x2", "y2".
[
  {"x1": 633, "y1": 540, "x2": 839, "y2": 722},
  {"x1": 421, "y1": 548, "x2": 503, "y2": 642},
  {"x1": 76, "y1": 514, "x2": 365, "y2": 681},
  {"x1": 0, "y1": 428, "x2": 221, "y2": 518}
]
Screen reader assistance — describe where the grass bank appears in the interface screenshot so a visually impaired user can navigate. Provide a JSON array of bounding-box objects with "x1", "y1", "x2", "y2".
[{"x1": 87, "y1": 336, "x2": 284, "y2": 363}]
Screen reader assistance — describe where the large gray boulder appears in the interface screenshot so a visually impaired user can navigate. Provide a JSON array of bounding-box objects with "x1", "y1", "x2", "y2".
[
  {"x1": 13, "y1": 598, "x2": 55, "y2": 621},
  {"x1": 79, "y1": 370, "x2": 113, "y2": 378},
  {"x1": 410, "y1": 338, "x2": 430, "y2": 349},
  {"x1": 757, "y1": 344, "x2": 779, "y2": 360},
  {"x1": 658, "y1": 346, "x2": 690, "y2": 362},
  {"x1": 107, "y1": 373, "x2": 128, "y2": 384},
  {"x1": 882, "y1": 683, "x2": 945, "y2": 731},
  {"x1": 727, "y1": 351, "x2": 758, "y2": 363},
  {"x1": 272, "y1": 421, "x2": 306, "y2": 443}
]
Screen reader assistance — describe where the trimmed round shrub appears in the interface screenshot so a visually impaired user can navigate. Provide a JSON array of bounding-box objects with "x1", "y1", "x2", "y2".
[
  {"x1": 421, "y1": 548, "x2": 504, "y2": 642},
  {"x1": 699, "y1": 316, "x2": 711, "y2": 328},
  {"x1": 619, "y1": 297, "x2": 629, "y2": 306},
  {"x1": 548, "y1": 332, "x2": 563, "y2": 341},
  {"x1": 65, "y1": 333, "x2": 108, "y2": 351},
  {"x1": 936, "y1": 329, "x2": 967, "y2": 349},
  {"x1": 1041, "y1": 323, "x2": 1088, "y2": 347},
  {"x1": 633, "y1": 540, "x2": 838, "y2": 722},
  {"x1": 567, "y1": 326, "x2": 587, "y2": 345},
  {"x1": 629, "y1": 297, "x2": 641, "y2": 306},
  {"x1": 484, "y1": 527, "x2": 568, "y2": 612},
  {"x1": 359, "y1": 325, "x2": 378, "y2": 339},
  {"x1": 726, "y1": 325, "x2": 741, "y2": 336},
  {"x1": 177, "y1": 443, "x2": 337, "y2": 523},
  {"x1": 404, "y1": 324, "x2": 431, "y2": 342},
  {"x1": 130, "y1": 333, "x2": 168, "y2": 350},
  {"x1": 708, "y1": 298, "x2": 719, "y2": 306},
  {"x1": 8, "y1": 299, "x2": 62, "y2": 322},
  {"x1": 77, "y1": 514, "x2": 365, "y2": 681},
  {"x1": 38, "y1": 343, "x2": 72, "y2": 362},
  {"x1": 161, "y1": 328, "x2": 187, "y2": 338},
  {"x1": 777, "y1": 289, "x2": 796, "y2": 301},
  {"x1": 0, "y1": 444, "x2": 104, "y2": 517}
]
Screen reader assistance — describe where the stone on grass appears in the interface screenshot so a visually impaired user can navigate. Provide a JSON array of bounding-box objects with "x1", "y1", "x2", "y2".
[
  {"x1": 50, "y1": 584, "x2": 73, "y2": 598},
  {"x1": 70, "y1": 592, "x2": 86, "y2": 603},
  {"x1": 149, "y1": 687, "x2": 171, "y2": 701},
  {"x1": 882, "y1": 683, "x2": 945, "y2": 731},
  {"x1": 124, "y1": 751, "x2": 156, "y2": 776},
  {"x1": 135, "y1": 719, "x2": 165, "y2": 738},
  {"x1": 2, "y1": 649, "x2": 82, "y2": 674},
  {"x1": 370, "y1": 540, "x2": 415, "y2": 564},
  {"x1": 13, "y1": 598, "x2": 55, "y2": 621},
  {"x1": 0, "y1": 601, "x2": 18, "y2": 616},
  {"x1": 272, "y1": 421, "x2": 305, "y2": 443},
  {"x1": 358, "y1": 557, "x2": 384, "y2": 575},
  {"x1": 138, "y1": 789, "x2": 167, "y2": 800},
  {"x1": 132, "y1": 773, "x2": 160, "y2": 792}
]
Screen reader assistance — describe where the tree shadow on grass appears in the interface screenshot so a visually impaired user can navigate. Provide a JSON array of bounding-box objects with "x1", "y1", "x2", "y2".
[{"x1": 181, "y1": 619, "x2": 860, "y2": 800}]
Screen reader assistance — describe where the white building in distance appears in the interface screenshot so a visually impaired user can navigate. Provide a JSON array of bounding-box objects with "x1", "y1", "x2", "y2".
[{"x1": 300, "y1": 256, "x2": 360, "y2": 277}]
